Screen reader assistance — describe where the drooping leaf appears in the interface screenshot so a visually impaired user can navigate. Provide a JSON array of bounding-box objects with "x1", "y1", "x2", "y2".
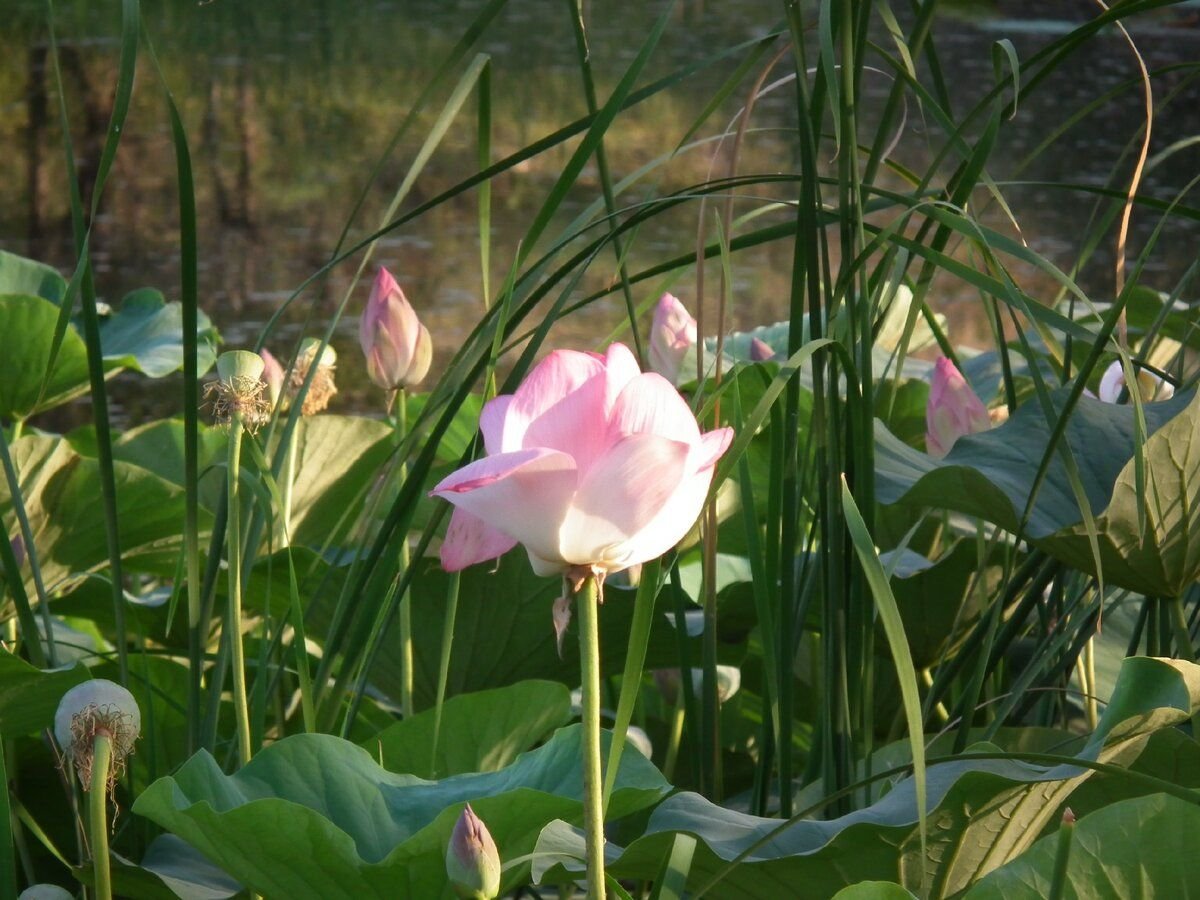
[
  {"x1": 875, "y1": 388, "x2": 1200, "y2": 595},
  {"x1": 536, "y1": 658, "x2": 1200, "y2": 899},
  {"x1": 0, "y1": 294, "x2": 91, "y2": 419},
  {"x1": 0, "y1": 249, "x2": 67, "y2": 303}
]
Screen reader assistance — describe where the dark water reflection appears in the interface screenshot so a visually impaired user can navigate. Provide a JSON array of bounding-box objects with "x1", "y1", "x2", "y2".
[{"x1": 1, "y1": 0, "x2": 1198, "y2": 425}]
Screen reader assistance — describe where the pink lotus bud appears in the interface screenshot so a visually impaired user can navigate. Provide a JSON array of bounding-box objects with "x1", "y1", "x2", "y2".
[
  {"x1": 260, "y1": 349, "x2": 286, "y2": 407},
  {"x1": 926, "y1": 357, "x2": 991, "y2": 458},
  {"x1": 360, "y1": 267, "x2": 433, "y2": 392},
  {"x1": 446, "y1": 804, "x2": 501, "y2": 900},
  {"x1": 749, "y1": 337, "x2": 775, "y2": 362},
  {"x1": 1097, "y1": 359, "x2": 1175, "y2": 403},
  {"x1": 648, "y1": 293, "x2": 697, "y2": 384},
  {"x1": 10, "y1": 535, "x2": 25, "y2": 571}
]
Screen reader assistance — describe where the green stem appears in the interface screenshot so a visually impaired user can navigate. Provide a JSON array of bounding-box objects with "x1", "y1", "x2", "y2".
[
  {"x1": 395, "y1": 389, "x2": 414, "y2": 719},
  {"x1": 88, "y1": 733, "x2": 113, "y2": 900},
  {"x1": 279, "y1": 433, "x2": 298, "y2": 549},
  {"x1": 226, "y1": 417, "x2": 253, "y2": 764},
  {"x1": 1047, "y1": 811, "x2": 1076, "y2": 900},
  {"x1": 575, "y1": 573, "x2": 606, "y2": 899}
]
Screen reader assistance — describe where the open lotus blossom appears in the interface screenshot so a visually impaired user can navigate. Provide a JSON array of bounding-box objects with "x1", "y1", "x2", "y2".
[
  {"x1": 1097, "y1": 359, "x2": 1175, "y2": 403},
  {"x1": 648, "y1": 293, "x2": 698, "y2": 385},
  {"x1": 360, "y1": 266, "x2": 433, "y2": 393},
  {"x1": 432, "y1": 343, "x2": 733, "y2": 577},
  {"x1": 926, "y1": 356, "x2": 991, "y2": 458}
]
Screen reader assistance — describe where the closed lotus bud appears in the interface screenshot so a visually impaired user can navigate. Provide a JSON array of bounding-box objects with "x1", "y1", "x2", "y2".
[
  {"x1": 648, "y1": 293, "x2": 697, "y2": 385},
  {"x1": 206, "y1": 351, "x2": 271, "y2": 432},
  {"x1": 360, "y1": 267, "x2": 433, "y2": 393},
  {"x1": 446, "y1": 804, "x2": 501, "y2": 900},
  {"x1": 926, "y1": 357, "x2": 991, "y2": 458},
  {"x1": 260, "y1": 348, "x2": 286, "y2": 408},
  {"x1": 54, "y1": 679, "x2": 141, "y2": 791},
  {"x1": 291, "y1": 338, "x2": 339, "y2": 416},
  {"x1": 1097, "y1": 359, "x2": 1175, "y2": 403},
  {"x1": 749, "y1": 337, "x2": 775, "y2": 362}
]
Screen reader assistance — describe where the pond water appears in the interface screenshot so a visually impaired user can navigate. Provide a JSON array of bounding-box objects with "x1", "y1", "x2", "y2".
[{"x1": 1, "y1": 0, "x2": 1198, "y2": 425}]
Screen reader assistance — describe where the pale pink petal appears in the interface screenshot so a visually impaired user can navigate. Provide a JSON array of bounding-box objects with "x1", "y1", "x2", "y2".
[
  {"x1": 608, "y1": 372, "x2": 702, "y2": 446},
  {"x1": 439, "y1": 507, "x2": 518, "y2": 571},
  {"x1": 648, "y1": 294, "x2": 697, "y2": 384},
  {"x1": 692, "y1": 427, "x2": 735, "y2": 470},
  {"x1": 1097, "y1": 361, "x2": 1125, "y2": 403},
  {"x1": 500, "y1": 350, "x2": 606, "y2": 458},
  {"x1": 602, "y1": 343, "x2": 642, "y2": 415},
  {"x1": 430, "y1": 448, "x2": 577, "y2": 566},
  {"x1": 926, "y1": 357, "x2": 990, "y2": 458},
  {"x1": 617, "y1": 465, "x2": 716, "y2": 566},
  {"x1": 479, "y1": 395, "x2": 514, "y2": 455},
  {"x1": 558, "y1": 433, "x2": 692, "y2": 571}
]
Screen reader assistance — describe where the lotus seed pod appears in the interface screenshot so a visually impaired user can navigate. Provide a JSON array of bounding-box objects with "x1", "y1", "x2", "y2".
[
  {"x1": 18, "y1": 886, "x2": 74, "y2": 900},
  {"x1": 216, "y1": 350, "x2": 266, "y2": 383},
  {"x1": 446, "y1": 804, "x2": 501, "y2": 900},
  {"x1": 290, "y1": 338, "x2": 339, "y2": 415},
  {"x1": 54, "y1": 679, "x2": 141, "y2": 790}
]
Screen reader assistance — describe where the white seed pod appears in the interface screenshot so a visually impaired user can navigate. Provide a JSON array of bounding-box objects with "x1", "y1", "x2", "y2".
[
  {"x1": 19, "y1": 886, "x2": 75, "y2": 900},
  {"x1": 54, "y1": 679, "x2": 141, "y2": 789}
]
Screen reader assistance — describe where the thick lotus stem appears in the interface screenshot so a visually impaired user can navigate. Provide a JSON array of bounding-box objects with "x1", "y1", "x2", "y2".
[
  {"x1": 88, "y1": 732, "x2": 114, "y2": 900},
  {"x1": 574, "y1": 571, "x2": 606, "y2": 899}
]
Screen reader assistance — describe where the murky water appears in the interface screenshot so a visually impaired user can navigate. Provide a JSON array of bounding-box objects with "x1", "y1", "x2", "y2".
[{"x1": 2, "y1": 0, "x2": 1198, "y2": 425}]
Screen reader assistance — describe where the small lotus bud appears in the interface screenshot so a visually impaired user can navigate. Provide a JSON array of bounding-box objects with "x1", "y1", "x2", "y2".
[
  {"x1": 1061, "y1": 807, "x2": 1076, "y2": 825},
  {"x1": 749, "y1": 337, "x2": 775, "y2": 362},
  {"x1": 1097, "y1": 359, "x2": 1175, "y2": 403},
  {"x1": 290, "y1": 338, "x2": 339, "y2": 415},
  {"x1": 260, "y1": 348, "x2": 286, "y2": 408},
  {"x1": 54, "y1": 679, "x2": 141, "y2": 791},
  {"x1": 206, "y1": 351, "x2": 271, "y2": 432},
  {"x1": 648, "y1": 293, "x2": 697, "y2": 385},
  {"x1": 446, "y1": 804, "x2": 501, "y2": 900},
  {"x1": 19, "y1": 886, "x2": 75, "y2": 900},
  {"x1": 360, "y1": 267, "x2": 433, "y2": 392},
  {"x1": 925, "y1": 357, "x2": 991, "y2": 458}
]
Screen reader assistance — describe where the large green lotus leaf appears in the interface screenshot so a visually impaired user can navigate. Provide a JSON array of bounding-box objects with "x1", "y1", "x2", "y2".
[
  {"x1": 962, "y1": 792, "x2": 1200, "y2": 899},
  {"x1": 833, "y1": 884, "x2": 919, "y2": 900},
  {"x1": 875, "y1": 388, "x2": 1200, "y2": 595},
  {"x1": 0, "y1": 294, "x2": 92, "y2": 419},
  {"x1": 282, "y1": 415, "x2": 395, "y2": 546},
  {"x1": 0, "y1": 648, "x2": 89, "y2": 736},
  {"x1": 537, "y1": 657, "x2": 1200, "y2": 899},
  {"x1": 0, "y1": 249, "x2": 67, "y2": 302},
  {"x1": 1, "y1": 434, "x2": 198, "y2": 590},
  {"x1": 112, "y1": 418, "x2": 229, "y2": 515},
  {"x1": 134, "y1": 725, "x2": 669, "y2": 900},
  {"x1": 362, "y1": 680, "x2": 571, "y2": 779},
  {"x1": 98, "y1": 288, "x2": 219, "y2": 377}
]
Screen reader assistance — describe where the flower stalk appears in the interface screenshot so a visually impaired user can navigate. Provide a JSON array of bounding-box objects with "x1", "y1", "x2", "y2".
[
  {"x1": 225, "y1": 414, "x2": 253, "y2": 764},
  {"x1": 395, "y1": 387, "x2": 414, "y2": 719},
  {"x1": 87, "y1": 731, "x2": 114, "y2": 900},
  {"x1": 574, "y1": 570, "x2": 606, "y2": 899}
]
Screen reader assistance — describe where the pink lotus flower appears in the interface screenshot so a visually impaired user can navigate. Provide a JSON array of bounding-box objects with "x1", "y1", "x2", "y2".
[
  {"x1": 1097, "y1": 359, "x2": 1175, "y2": 403},
  {"x1": 648, "y1": 293, "x2": 698, "y2": 384},
  {"x1": 926, "y1": 357, "x2": 991, "y2": 458},
  {"x1": 432, "y1": 343, "x2": 733, "y2": 576},
  {"x1": 360, "y1": 267, "x2": 433, "y2": 392},
  {"x1": 260, "y1": 348, "x2": 286, "y2": 407}
]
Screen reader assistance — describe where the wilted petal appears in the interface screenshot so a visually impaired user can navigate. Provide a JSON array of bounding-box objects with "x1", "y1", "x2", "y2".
[
  {"x1": 559, "y1": 432, "x2": 692, "y2": 572},
  {"x1": 439, "y1": 507, "x2": 518, "y2": 572},
  {"x1": 431, "y1": 448, "x2": 578, "y2": 565}
]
